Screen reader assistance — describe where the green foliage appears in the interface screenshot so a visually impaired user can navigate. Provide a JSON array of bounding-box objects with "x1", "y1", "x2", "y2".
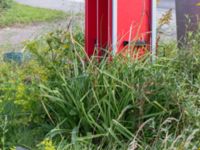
[
  {"x1": 0, "y1": 0, "x2": 12, "y2": 10},
  {"x1": 1, "y1": 29, "x2": 200, "y2": 149},
  {"x1": 26, "y1": 30, "x2": 200, "y2": 149},
  {"x1": 0, "y1": 61, "x2": 50, "y2": 148},
  {"x1": 37, "y1": 138, "x2": 56, "y2": 150},
  {"x1": 0, "y1": 2, "x2": 67, "y2": 27}
]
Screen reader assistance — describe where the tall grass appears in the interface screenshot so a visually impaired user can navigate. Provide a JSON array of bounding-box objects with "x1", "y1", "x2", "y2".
[{"x1": 24, "y1": 29, "x2": 200, "y2": 149}]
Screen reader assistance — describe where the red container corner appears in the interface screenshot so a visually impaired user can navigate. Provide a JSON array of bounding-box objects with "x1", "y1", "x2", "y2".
[{"x1": 85, "y1": 0, "x2": 152, "y2": 58}]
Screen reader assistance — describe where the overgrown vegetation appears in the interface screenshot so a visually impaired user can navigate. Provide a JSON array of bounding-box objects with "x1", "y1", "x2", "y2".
[
  {"x1": 0, "y1": 0, "x2": 12, "y2": 10},
  {"x1": 0, "y1": 2, "x2": 67, "y2": 27},
  {"x1": 0, "y1": 28, "x2": 200, "y2": 149}
]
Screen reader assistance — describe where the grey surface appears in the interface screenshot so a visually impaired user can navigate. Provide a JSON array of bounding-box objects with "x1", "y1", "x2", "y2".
[
  {"x1": 16, "y1": 147, "x2": 28, "y2": 150},
  {"x1": 15, "y1": 0, "x2": 84, "y2": 13},
  {"x1": 158, "y1": 0, "x2": 175, "y2": 9},
  {"x1": 0, "y1": 18, "x2": 84, "y2": 52}
]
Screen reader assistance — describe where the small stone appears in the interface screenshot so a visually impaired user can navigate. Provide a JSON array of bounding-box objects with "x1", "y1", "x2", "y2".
[
  {"x1": 16, "y1": 147, "x2": 28, "y2": 150},
  {"x1": 5, "y1": 27, "x2": 10, "y2": 31}
]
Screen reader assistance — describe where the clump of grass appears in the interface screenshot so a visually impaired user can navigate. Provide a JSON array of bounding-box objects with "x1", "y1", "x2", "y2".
[
  {"x1": 25, "y1": 29, "x2": 200, "y2": 149},
  {"x1": 0, "y1": 2, "x2": 67, "y2": 27},
  {"x1": 1, "y1": 28, "x2": 200, "y2": 149}
]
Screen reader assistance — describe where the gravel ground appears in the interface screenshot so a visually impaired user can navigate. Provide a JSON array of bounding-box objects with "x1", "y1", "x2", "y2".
[
  {"x1": 0, "y1": 0, "x2": 84, "y2": 52},
  {"x1": 0, "y1": 17, "x2": 84, "y2": 52}
]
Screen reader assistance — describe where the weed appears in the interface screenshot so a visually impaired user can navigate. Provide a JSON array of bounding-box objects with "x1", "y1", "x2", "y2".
[
  {"x1": 26, "y1": 29, "x2": 200, "y2": 149},
  {"x1": 0, "y1": 28, "x2": 200, "y2": 149}
]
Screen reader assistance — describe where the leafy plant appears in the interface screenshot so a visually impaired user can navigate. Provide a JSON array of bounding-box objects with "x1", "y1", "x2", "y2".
[
  {"x1": 1, "y1": 27, "x2": 200, "y2": 149},
  {"x1": 26, "y1": 29, "x2": 200, "y2": 149},
  {"x1": 0, "y1": 61, "x2": 49, "y2": 148},
  {"x1": 0, "y1": 0, "x2": 12, "y2": 10}
]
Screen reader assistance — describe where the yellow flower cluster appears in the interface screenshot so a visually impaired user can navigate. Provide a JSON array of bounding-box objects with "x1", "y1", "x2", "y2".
[{"x1": 39, "y1": 138, "x2": 56, "y2": 150}]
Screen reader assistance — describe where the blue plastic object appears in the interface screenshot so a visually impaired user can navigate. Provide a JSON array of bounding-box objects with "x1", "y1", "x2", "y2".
[{"x1": 3, "y1": 52, "x2": 23, "y2": 64}]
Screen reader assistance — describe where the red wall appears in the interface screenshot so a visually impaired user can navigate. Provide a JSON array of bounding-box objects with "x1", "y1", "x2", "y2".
[
  {"x1": 117, "y1": 0, "x2": 151, "y2": 54},
  {"x1": 85, "y1": 0, "x2": 151, "y2": 57},
  {"x1": 85, "y1": 0, "x2": 97, "y2": 57},
  {"x1": 97, "y1": 0, "x2": 112, "y2": 57}
]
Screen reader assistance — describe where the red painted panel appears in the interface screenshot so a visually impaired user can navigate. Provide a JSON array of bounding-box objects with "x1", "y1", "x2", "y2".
[
  {"x1": 117, "y1": 0, "x2": 151, "y2": 55},
  {"x1": 85, "y1": 0, "x2": 97, "y2": 57},
  {"x1": 85, "y1": 0, "x2": 152, "y2": 58},
  {"x1": 85, "y1": 0, "x2": 112, "y2": 58},
  {"x1": 97, "y1": 0, "x2": 109, "y2": 57}
]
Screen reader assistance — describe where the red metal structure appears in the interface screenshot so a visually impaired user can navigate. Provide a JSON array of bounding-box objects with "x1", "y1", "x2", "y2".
[{"x1": 85, "y1": 0, "x2": 157, "y2": 59}]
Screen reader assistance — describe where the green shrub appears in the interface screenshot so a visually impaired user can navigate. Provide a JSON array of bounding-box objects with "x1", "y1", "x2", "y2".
[
  {"x1": 0, "y1": 0, "x2": 12, "y2": 10},
  {"x1": 1, "y1": 28, "x2": 200, "y2": 149},
  {"x1": 0, "y1": 61, "x2": 49, "y2": 148},
  {"x1": 25, "y1": 29, "x2": 200, "y2": 149}
]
